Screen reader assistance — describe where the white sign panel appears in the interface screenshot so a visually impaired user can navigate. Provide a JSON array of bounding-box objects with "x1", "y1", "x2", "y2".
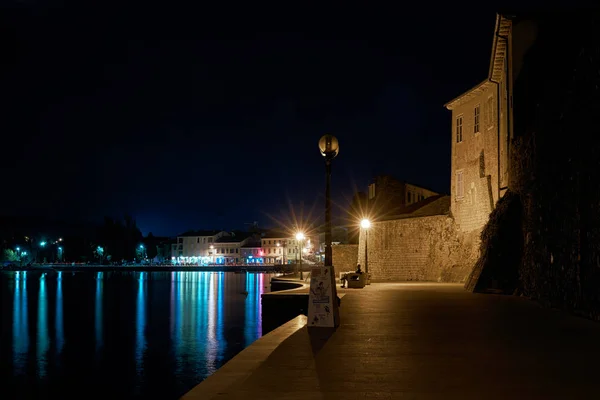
[{"x1": 307, "y1": 266, "x2": 335, "y2": 327}]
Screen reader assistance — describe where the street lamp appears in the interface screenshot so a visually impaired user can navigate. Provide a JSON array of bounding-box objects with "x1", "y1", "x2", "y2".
[
  {"x1": 40, "y1": 241, "x2": 46, "y2": 247},
  {"x1": 318, "y1": 134, "x2": 339, "y2": 267},
  {"x1": 57, "y1": 246, "x2": 63, "y2": 262},
  {"x1": 139, "y1": 244, "x2": 146, "y2": 261},
  {"x1": 360, "y1": 219, "x2": 371, "y2": 285},
  {"x1": 295, "y1": 232, "x2": 305, "y2": 280},
  {"x1": 318, "y1": 134, "x2": 340, "y2": 327}
]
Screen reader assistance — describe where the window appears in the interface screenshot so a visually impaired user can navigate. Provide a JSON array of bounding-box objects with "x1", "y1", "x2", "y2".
[
  {"x1": 474, "y1": 105, "x2": 480, "y2": 133},
  {"x1": 456, "y1": 170, "x2": 464, "y2": 198},
  {"x1": 456, "y1": 115, "x2": 463, "y2": 143},
  {"x1": 178, "y1": 237, "x2": 183, "y2": 243},
  {"x1": 407, "y1": 192, "x2": 412, "y2": 203},
  {"x1": 197, "y1": 238, "x2": 199, "y2": 243},
  {"x1": 486, "y1": 96, "x2": 495, "y2": 129}
]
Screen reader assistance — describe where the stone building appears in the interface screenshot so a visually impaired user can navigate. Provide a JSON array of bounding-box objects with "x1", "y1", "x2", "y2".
[
  {"x1": 367, "y1": 175, "x2": 439, "y2": 218},
  {"x1": 444, "y1": 14, "x2": 512, "y2": 233},
  {"x1": 349, "y1": 14, "x2": 536, "y2": 282}
]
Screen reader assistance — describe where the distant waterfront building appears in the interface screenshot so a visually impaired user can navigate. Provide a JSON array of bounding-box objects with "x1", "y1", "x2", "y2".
[
  {"x1": 171, "y1": 230, "x2": 229, "y2": 264},
  {"x1": 260, "y1": 231, "x2": 297, "y2": 265},
  {"x1": 240, "y1": 243, "x2": 263, "y2": 264},
  {"x1": 212, "y1": 233, "x2": 256, "y2": 264}
]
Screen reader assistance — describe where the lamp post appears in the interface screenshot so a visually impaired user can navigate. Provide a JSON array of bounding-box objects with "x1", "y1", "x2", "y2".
[
  {"x1": 296, "y1": 232, "x2": 305, "y2": 280},
  {"x1": 360, "y1": 219, "x2": 371, "y2": 284},
  {"x1": 318, "y1": 134, "x2": 340, "y2": 327},
  {"x1": 319, "y1": 134, "x2": 339, "y2": 266}
]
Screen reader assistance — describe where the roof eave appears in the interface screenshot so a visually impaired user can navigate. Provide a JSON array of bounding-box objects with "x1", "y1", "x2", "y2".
[
  {"x1": 445, "y1": 13, "x2": 512, "y2": 111},
  {"x1": 444, "y1": 79, "x2": 491, "y2": 110}
]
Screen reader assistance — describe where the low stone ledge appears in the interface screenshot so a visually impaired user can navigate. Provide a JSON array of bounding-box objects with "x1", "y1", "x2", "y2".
[{"x1": 180, "y1": 315, "x2": 307, "y2": 400}]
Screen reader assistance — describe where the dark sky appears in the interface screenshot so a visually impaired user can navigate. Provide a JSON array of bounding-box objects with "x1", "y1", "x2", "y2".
[{"x1": 0, "y1": 3, "x2": 549, "y2": 236}]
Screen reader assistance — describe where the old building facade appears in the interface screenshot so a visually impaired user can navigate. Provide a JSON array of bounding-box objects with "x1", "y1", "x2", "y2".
[
  {"x1": 351, "y1": 14, "x2": 540, "y2": 282},
  {"x1": 445, "y1": 15, "x2": 512, "y2": 233},
  {"x1": 171, "y1": 230, "x2": 229, "y2": 263}
]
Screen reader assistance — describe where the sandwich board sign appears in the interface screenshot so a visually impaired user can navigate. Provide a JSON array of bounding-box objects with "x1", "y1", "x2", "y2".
[{"x1": 307, "y1": 266, "x2": 336, "y2": 327}]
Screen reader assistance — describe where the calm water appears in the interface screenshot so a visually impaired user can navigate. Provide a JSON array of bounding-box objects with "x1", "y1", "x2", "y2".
[{"x1": 0, "y1": 270, "x2": 275, "y2": 399}]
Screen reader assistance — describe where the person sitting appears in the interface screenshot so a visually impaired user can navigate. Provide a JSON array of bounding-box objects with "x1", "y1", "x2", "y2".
[
  {"x1": 340, "y1": 273, "x2": 348, "y2": 288},
  {"x1": 356, "y1": 264, "x2": 362, "y2": 274}
]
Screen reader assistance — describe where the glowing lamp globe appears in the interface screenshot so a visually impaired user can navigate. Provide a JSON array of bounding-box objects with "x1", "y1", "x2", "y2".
[
  {"x1": 360, "y1": 219, "x2": 371, "y2": 229},
  {"x1": 318, "y1": 134, "x2": 339, "y2": 158}
]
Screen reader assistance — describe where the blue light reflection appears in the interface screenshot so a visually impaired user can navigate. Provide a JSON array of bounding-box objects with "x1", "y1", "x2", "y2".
[
  {"x1": 95, "y1": 272, "x2": 103, "y2": 356},
  {"x1": 135, "y1": 272, "x2": 147, "y2": 380},
  {"x1": 55, "y1": 272, "x2": 64, "y2": 360},
  {"x1": 37, "y1": 273, "x2": 49, "y2": 378},
  {"x1": 12, "y1": 271, "x2": 29, "y2": 376}
]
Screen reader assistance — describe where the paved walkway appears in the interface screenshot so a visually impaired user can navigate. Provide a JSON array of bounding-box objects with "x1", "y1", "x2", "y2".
[{"x1": 185, "y1": 283, "x2": 600, "y2": 399}]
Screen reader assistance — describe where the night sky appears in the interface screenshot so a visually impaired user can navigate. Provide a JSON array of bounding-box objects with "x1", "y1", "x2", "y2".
[{"x1": 1, "y1": 3, "x2": 548, "y2": 236}]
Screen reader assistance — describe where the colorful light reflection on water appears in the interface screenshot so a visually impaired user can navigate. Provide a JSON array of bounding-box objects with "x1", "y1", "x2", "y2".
[{"x1": 1, "y1": 270, "x2": 276, "y2": 399}]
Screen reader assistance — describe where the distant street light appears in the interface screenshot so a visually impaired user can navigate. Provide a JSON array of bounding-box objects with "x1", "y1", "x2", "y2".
[
  {"x1": 139, "y1": 244, "x2": 146, "y2": 260},
  {"x1": 295, "y1": 232, "x2": 305, "y2": 280},
  {"x1": 40, "y1": 241, "x2": 47, "y2": 247},
  {"x1": 360, "y1": 219, "x2": 371, "y2": 284}
]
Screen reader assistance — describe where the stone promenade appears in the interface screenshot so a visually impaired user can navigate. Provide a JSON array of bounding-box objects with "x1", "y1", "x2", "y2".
[{"x1": 183, "y1": 283, "x2": 600, "y2": 399}]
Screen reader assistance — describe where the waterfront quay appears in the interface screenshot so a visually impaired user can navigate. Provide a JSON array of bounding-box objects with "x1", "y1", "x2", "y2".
[
  {"x1": 184, "y1": 282, "x2": 600, "y2": 399},
  {"x1": 1, "y1": 263, "x2": 297, "y2": 273}
]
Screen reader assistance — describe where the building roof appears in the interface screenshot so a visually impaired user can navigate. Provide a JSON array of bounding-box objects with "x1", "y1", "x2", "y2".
[
  {"x1": 178, "y1": 230, "x2": 225, "y2": 237},
  {"x1": 215, "y1": 237, "x2": 242, "y2": 243},
  {"x1": 371, "y1": 174, "x2": 441, "y2": 196},
  {"x1": 444, "y1": 14, "x2": 512, "y2": 110},
  {"x1": 379, "y1": 195, "x2": 450, "y2": 221},
  {"x1": 215, "y1": 231, "x2": 254, "y2": 243},
  {"x1": 261, "y1": 231, "x2": 291, "y2": 239}
]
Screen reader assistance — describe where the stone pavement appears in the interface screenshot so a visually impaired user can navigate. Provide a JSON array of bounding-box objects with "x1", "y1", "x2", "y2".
[{"x1": 184, "y1": 283, "x2": 600, "y2": 399}]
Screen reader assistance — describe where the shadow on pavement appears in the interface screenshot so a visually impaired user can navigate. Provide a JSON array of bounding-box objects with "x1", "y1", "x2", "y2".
[{"x1": 307, "y1": 327, "x2": 336, "y2": 355}]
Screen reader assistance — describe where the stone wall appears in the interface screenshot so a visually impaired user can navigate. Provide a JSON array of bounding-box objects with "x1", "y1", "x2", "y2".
[
  {"x1": 358, "y1": 215, "x2": 478, "y2": 282},
  {"x1": 469, "y1": 13, "x2": 600, "y2": 319},
  {"x1": 332, "y1": 244, "x2": 358, "y2": 273},
  {"x1": 515, "y1": 14, "x2": 600, "y2": 318}
]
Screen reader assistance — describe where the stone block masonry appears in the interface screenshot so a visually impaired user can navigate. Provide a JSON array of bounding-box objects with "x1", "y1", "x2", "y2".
[
  {"x1": 359, "y1": 215, "x2": 478, "y2": 282},
  {"x1": 332, "y1": 245, "x2": 358, "y2": 273}
]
